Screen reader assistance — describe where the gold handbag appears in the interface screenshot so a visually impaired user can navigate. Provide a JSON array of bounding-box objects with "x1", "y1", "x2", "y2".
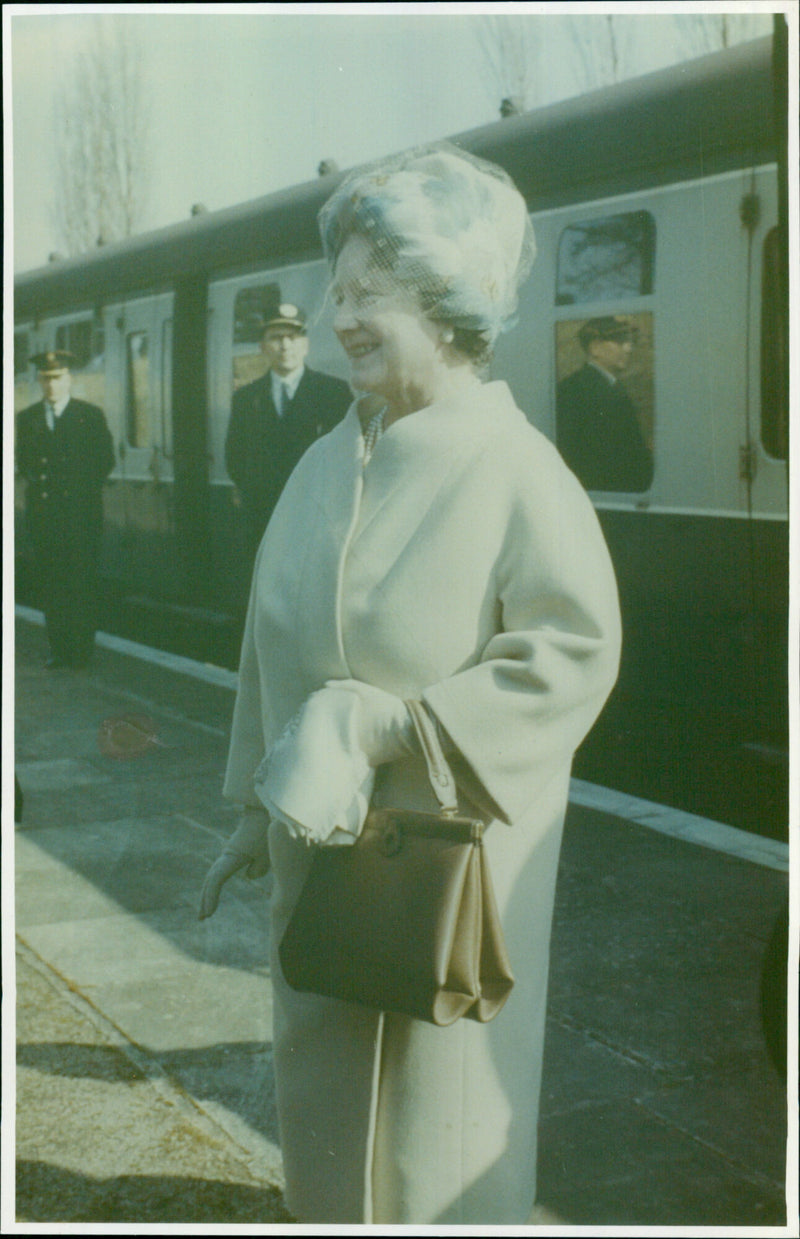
[{"x1": 278, "y1": 700, "x2": 514, "y2": 1026}]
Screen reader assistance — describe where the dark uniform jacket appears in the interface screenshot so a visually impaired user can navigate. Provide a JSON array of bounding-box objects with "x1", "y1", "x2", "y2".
[
  {"x1": 225, "y1": 365, "x2": 352, "y2": 539},
  {"x1": 16, "y1": 395, "x2": 115, "y2": 664},
  {"x1": 556, "y1": 363, "x2": 654, "y2": 493},
  {"x1": 16, "y1": 397, "x2": 115, "y2": 555}
]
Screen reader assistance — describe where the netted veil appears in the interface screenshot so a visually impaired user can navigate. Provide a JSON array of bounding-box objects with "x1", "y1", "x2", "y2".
[{"x1": 318, "y1": 143, "x2": 536, "y2": 345}]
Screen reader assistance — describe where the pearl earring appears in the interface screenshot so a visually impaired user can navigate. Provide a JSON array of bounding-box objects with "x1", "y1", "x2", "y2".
[{"x1": 441, "y1": 328, "x2": 454, "y2": 345}]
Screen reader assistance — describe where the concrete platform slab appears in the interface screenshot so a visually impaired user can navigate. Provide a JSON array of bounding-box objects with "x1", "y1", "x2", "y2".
[
  {"x1": 15, "y1": 758, "x2": 111, "y2": 791},
  {"x1": 13, "y1": 614, "x2": 792, "y2": 1228},
  {"x1": 15, "y1": 945, "x2": 289, "y2": 1225}
]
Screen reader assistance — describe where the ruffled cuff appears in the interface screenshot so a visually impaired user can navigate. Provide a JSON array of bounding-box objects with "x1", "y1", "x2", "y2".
[
  {"x1": 253, "y1": 689, "x2": 375, "y2": 845},
  {"x1": 264, "y1": 801, "x2": 371, "y2": 848}
]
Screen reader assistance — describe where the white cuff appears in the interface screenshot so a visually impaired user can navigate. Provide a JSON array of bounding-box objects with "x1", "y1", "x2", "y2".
[{"x1": 253, "y1": 689, "x2": 375, "y2": 845}]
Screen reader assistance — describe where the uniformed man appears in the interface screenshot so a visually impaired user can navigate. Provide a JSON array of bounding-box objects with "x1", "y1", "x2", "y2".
[
  {"x1": 556, "y1": 315, "x2": 654, "y2": 493},
  {"x1": 224, "y1": 304, "x2": 352, "y2": 561},
  {"x1": 16, "y1": 350, "x2": 115, "y2": 669}
]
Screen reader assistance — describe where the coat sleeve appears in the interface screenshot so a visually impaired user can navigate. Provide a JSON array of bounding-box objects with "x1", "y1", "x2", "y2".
[
  {"x1": 224, "y1": 389, "x2": 248, "y2": 485},
  {"x1": 222, "y1": 434, "x2": 338, "y2": 810},
  {"x1": 554, "y1": 371, "x2": 586, "y2": 479},
  {"x1": 15, "y1": 411, "x2": 35, "y2": 479},
  {"x1": 93, "y1": 407, "x2": 115, "y2": 482},
  {"x1": 222, "y1": 539, "x2": 270, "y2": 808},
  {"x1": 324, "y1": 375, "x2": 353, "y2": 430},
  {"x1": 422, "y1": 449, "x2": 621, "y2": 825},
  {"x1": 304, "y1": 371, "x2": 352, "y2": 434}
]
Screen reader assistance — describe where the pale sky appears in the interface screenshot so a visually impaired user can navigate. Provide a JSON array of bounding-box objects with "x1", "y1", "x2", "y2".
[{"x1": 7, "y1": 3, "x2": 776, "y2": 272}]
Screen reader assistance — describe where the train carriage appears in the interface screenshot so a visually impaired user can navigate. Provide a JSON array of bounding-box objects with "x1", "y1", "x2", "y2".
[{"x1": 14, "y1": 35, "x2": 789, "y2": 839}]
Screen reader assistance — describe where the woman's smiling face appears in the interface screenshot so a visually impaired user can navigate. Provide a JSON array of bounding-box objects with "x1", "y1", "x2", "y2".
[{"x1": 331, "y1": 236, "x2": 449, "y2": 422}]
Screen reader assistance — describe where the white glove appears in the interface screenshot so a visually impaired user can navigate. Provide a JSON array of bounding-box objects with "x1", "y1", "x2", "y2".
[
  {"x1": 322, "y1": 679, "x2": 416, "y2": 767},
  {"x1": 198, "y1": 809, "x2": 271, "y2": 920}
]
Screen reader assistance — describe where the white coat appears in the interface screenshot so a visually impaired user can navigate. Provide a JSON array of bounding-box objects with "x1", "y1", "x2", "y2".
[{"x1": 224, "y1": 380, "x2": 622, "y2": 1224}]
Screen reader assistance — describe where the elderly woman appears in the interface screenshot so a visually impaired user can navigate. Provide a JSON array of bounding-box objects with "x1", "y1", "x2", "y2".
[{"x1": 200, "y1": 145, "x2": 621, "y2": 1225}]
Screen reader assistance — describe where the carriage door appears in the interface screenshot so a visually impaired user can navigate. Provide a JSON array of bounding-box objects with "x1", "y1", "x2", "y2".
[
  {"x1": 105, "y1": 292, "x2": 176, "y2": 598},
  {"x1": 740, "y1": 172, "x2": 789, "y2": 753}
]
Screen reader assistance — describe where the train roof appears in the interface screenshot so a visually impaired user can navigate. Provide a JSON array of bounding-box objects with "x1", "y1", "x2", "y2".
[{"x1": 15, "y1": 35, "x2": 777, "y2": 320}]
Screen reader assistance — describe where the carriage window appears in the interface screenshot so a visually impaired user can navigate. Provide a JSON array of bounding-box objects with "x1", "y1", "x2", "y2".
[
  {"x1": 161, "y1": 319, "x2": 174, "y2": 457},
  {"x1": 232, "y1": 283, "x2": 281, "y2": 389},
  {"x1": 760, "y1": 226, "x2": 788, "y2": 461},
  {"x1": 56, "y1": 316, "x2": 106, "y2": 409},
  {"x1": 56, "y1": 320, "x2": 91, "y2": 368},
  {"x1": 555, "y1": 312, "x2": 655, "y2": 493},
  {"x1": 55, "y1": 318, "x2": 104, "y2": 370},
  {"x1": 126, "y1": 331, "x2": 150, "y2": 448},
  {"x1": 556, "y1": 211, "x2": 655, "y2": 305}
]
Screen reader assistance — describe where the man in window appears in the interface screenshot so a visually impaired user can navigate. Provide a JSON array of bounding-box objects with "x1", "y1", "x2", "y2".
[
  {"x1": 556, "y1": 315, "x2": 654, "y2": 493},
  {"x1": 225, "y1": 304, "x2": 352, "y2": 562},
  {"x1": 16, "y1": 350, "x2": 115, "y2": 669}
]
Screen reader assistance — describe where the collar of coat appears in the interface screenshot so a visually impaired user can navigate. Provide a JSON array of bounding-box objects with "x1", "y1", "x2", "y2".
[
  {"x1": 292, "y1": 380, "x2": 529, "y2": 547},
  {"x1": 346, "y1": 379, "x2": 524, "y2": 454}
]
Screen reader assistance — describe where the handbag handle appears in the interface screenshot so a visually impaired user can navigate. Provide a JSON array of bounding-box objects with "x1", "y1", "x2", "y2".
[{"x1": 405, "y1": 699, "x2": 459, "y2": 815}]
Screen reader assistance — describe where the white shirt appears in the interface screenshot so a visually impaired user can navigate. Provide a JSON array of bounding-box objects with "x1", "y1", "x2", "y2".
[
  {"x1": 588, "y1": 360, "x2": 618, "y2": 386},
  {"x1": 271, "y1": 365, "x2": 304, "y2": 416},
  {"x1": 45, "y1": 395, "x2": 70, "y2": 431}
]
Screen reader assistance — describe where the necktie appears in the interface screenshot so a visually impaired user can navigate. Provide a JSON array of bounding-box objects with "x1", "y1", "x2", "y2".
[
  {"x1": 46, "y1": 404, "x2": 56, "y2": 431},
  {"x1": 276, "y1": 382, "x2": 288, "y2": 417}
]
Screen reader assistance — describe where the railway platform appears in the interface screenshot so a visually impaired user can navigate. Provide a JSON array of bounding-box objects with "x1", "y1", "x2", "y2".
[{"x1": 9, "y1": 611, "x2": 794, "y2": 1229}]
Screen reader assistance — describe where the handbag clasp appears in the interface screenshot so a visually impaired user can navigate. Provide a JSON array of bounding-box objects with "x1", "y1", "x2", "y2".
[{"x1": 379, "y1": 821, "x2": 404, "y2": 856}]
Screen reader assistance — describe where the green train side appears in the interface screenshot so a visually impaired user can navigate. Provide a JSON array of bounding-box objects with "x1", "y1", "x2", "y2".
[{"x1": 15, "y1": 35, "x2": 789, "y2": 838}]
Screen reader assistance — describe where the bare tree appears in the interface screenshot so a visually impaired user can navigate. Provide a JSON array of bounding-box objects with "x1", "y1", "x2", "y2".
[
  {"x1": 567, "y1": 15, "x2": 632, "y2": 93},
  {"x1": 674, "y1": 12, "x2": 772, "y2": 58},
  {"x1": 52, "y1": 18, "x2": 150, "y2": 256},
  {"x1": 479, "y1": 14, "x2": 539, "y2": 114},
  {"x1": 479, "y1": 12, "x2": 773, "y2": 124}
]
